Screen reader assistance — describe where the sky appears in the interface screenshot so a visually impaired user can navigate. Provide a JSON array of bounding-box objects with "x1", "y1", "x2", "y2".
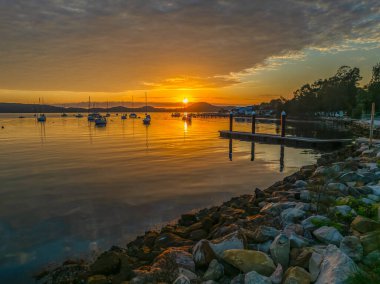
[{"x1": 0, "y1": 0, "x2": 379, "y2": 106}]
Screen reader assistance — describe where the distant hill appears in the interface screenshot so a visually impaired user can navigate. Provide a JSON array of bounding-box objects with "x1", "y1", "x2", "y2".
[{"x1": 0, "y1": 102, "x2": 223, "y2": 113}]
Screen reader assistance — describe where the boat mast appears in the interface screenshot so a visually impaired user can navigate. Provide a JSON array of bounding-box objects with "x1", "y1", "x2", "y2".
[
  {"x1": 145, "y1": 92, "x2": 147, "y2": 115},
  {"x1": 88, "y1": 96, "x2": 91, "y2": 113}
]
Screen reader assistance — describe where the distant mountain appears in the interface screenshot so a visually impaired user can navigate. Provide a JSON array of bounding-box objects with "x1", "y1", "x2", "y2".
[{"x1": 0, "y1": 102, "x2": 223, "y2": 113}]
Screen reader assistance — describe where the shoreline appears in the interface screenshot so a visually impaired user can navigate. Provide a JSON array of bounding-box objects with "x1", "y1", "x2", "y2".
[{"x1": 37, "y1": 139, "x2": 380, "y2": 283}]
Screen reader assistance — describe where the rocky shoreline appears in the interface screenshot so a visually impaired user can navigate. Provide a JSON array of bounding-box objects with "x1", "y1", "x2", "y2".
[{"x1": 38, "y1": 139, "x2": 380, "y2": 284}]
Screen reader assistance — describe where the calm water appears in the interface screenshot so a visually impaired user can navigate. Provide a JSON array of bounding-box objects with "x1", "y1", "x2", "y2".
[{"x1": 0, "y1": 113, "x2": 351, "y2": 282}]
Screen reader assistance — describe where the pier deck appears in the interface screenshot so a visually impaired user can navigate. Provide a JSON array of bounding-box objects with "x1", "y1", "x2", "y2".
[{"x1": 219, "y1": 130, "x2": 352, "y2": 149}]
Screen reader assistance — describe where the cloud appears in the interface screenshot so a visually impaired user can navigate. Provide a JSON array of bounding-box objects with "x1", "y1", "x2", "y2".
[{"x1": 0, "y1": 0, "x2": 379, "y2": 92}]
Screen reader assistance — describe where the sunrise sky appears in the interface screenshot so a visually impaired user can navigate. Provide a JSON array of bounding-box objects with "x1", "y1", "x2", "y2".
[{"x1": 0, "y1": 0, "x2": 379, "y2": 106}]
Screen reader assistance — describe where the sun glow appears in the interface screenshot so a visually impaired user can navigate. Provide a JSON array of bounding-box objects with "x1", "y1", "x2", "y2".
[{"x1": 183, "y1": 98, "x2": 189, "y2": 104}]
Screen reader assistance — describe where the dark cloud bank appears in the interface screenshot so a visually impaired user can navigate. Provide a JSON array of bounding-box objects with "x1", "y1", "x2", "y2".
[{"x1": 0, "y1": 0, "x2": 379, "y2": 91}]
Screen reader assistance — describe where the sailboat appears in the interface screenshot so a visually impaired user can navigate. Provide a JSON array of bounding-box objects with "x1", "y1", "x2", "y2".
[
  {"x1": 95, "y1": 115, "x2": 107, "y2": 126},
  {"x1": 129, "y1": 96, "x2": 137, "y2": 118},
  {"x1": 106, "y1": 101, "x2": 111, "y2": 117},
  {"x1": 61, "y1": 105, "x2": 68, "y2": 117},
  {"x1": 37, "y1": 98, "x2": 46, "y2": 122},
  {"x1": 143, "y1": 92, "x2": 151, "y2": 125},
  {"x1": 121, "y1": 101, "x2": 127, "y2": 120},
  {"x1": 88, "y1": 97, "x2": 100, "y2": 121}
]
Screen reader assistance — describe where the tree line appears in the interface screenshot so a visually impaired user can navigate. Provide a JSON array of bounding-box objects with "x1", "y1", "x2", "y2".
[{"x1": 257, "y1": 63, "x2": 380, "y2": 118}]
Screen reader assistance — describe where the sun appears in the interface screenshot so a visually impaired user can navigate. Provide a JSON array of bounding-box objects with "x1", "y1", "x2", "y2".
[{"x1": 183, "y1": 98, "x2": 189, "y2": 104}]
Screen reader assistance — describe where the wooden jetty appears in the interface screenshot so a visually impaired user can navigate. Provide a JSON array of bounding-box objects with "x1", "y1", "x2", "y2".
[{"x1": 220, "y1": 130, "x2": 352, "y2": 149}]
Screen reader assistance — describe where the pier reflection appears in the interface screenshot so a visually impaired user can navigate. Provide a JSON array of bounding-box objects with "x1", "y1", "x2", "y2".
[{"x1": 227, "y1": 140, "x2": 286, "y2": 172}]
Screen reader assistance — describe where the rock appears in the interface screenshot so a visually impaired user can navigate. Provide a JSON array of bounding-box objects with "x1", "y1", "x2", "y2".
[
  {"x1": 367, "y1": 194, "x2": 380, "y2": 202},
  {"x1": 189, "y1": 229, "x2": 208, "y2": 241},
  {"x1": 244, "y1": 271, "x2": 271, "y2": 284},
  {"x1": 222, "y1": 249, "x2": 276, "y2": 276},
  {"x1": 209, "y1": 231, "x2": 246, "y2": 258},
  {"x1": 368, "y1": 185, "x2": 380, "y2": 196},
  {"x1": 339, "y1": 236, "x2": 363, "y2": 262},
  {"x1": 173, "y1": 274, "x2": 191, "y2": 284},
  {"x1": 203, "y1": 259, "x2": 224, "y2": 281},
  {"x1": 269, "y1": 264, "x2": 283, "y2": 284},
  {"x1": 289, "y1": 233, "x2": 309, "y2": 248},
  {"x1": 315, "y1": 245, "x2": 359, "y2": 284},
  {"x1": 248, "y1": 240, "x2": 272, "y2": 253},
  {"x1": 327, "y1": 183, "x2": 347, "y2": 193},
  {"x1": 290, "y1": 247, "x2": 313, "y2": 269},
  {"x1": 179, "y1": 213, "x2": 197, "y2": 226},
  {"x1": 284, "y1": 224, "x2": 304, "y2": 236},
  {"x1": 154, "y1": 232, "x2": 193, "y2": 249},
  {"x1": 281, "y1": 208, "x2": 305, "y2": 225},
  {"x1": 178, "y1": 268, "x2": 197, "y2": 280},
  {"x1": 351, "y1": 215, "x2": 380, "y2": 233},
  {"x1": 230, "y1": 274, "x2": 245, "y2": 284},
  {"x1": 152, "y1": 247, "x2": 195, "y2": 282},
  {"x1": 361, "y1": 197, "x2": 375, "y2": 205},
  {"x1": 260, "y1": 202, "x2": 296, "y2": 216},
  {"x1": 308, "y1": 251, "x2": 323, "y2": 282},
  {"x1": 301, "y1": 215, "x2": 330, "y2": 231},
  {"x1": 193, "y1": 239, "x2": 217, "y2": 267},
  {"x1": 283, "y1": 266, "x2": 311, "y2": 284},
  {"x1": 270, "y1": 234, "x2": 290, "y2": 269},
  {"x1": 339, "y1": 172, "x2": 364, "y2": 183},
  {"x1": 360, "y1": 230, "x2": 380, "y2": 254},
  {"x1": 87, "y1": 275, "x2": 108, "y2": 284},
  {"x1": 251, "y1": 226, "x2": 280, "y2": 243},
  {"x1": 294, "y1": 180, "x2": 308, "y2": 188},
  {"x1": 362, "y1": 250, "x2": 380, "y2": 267},
  {"x1": 334, "y1": 205, "x2": 357, "y2": 217},
  {"x1": 313, "y1": 226, "x2": 343, "y2": 246},
  {"x1": 90, "y1": 251, "x2": 121, "y2": 275},
  {"x1": 202, "y1": 280, "x2": 219, "y2": 284},
  {"x1": 254, "y1": 188, "x2": 266, "y2": 199}
]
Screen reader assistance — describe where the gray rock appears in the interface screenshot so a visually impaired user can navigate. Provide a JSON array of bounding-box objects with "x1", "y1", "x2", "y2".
[
  {"x1": 295, "y1": 202, "x2": 311, "y2": 211},
  {"x1": 351, "y1": 215, "x2": 380, "y2": 233},
  {"x1": 251, "y1": 226, "x2": 280, "y2": 243},
  {"x1": 248, "y1": 240, "x2": 272, "y2": 253},
  {"x1": 270, "y1": 233, "x2": 290, "y2": 269},
  {"x1": 244, "y1": 271, "x2": 271, "y2": 284},
  {"x1": 209, "y1": 231, "x2": 246, "y2": 258},
  {"x1": 367, "y1": 194, "x2": 380, "y2": 202},
  {"x1": 203, "y1": 259, "x2": 224, "y2": 281},
  {"x1": 294, "y1": 180, "x2": 308, "y2": 188},
  {"x1": 173, "y1": 274, "x2": 191, "y2": 284},
  {"x1": 230, "y1": 274, "x2": 245, "y2": 284},
  {"x1": 281, "y1": 208, "x2": 306, "y2": 225},
  {"x1": 260, "y1": 202, "x2": 296, "y2": 216},
  {"x1": 283, "y1": 266, "x2": 311, "y2": 284},
  {"x1": 315, "y1": 244, "x2": 359, "y2": 284},
  {"x1": 309, "y1": 251, "x2": 323, "y2": 282},
  {"x1": 313, "y1": 226, "x2": 343, "y2": 246},
  {"x1": 301, "y1": 215, "x2": 330, "y2": 231},
  {"x1": 327, "y1": 182, "x2": 347, "y2": 193},
  {"x1": 339, "y1": 236, "x2": 363, "y2": 262},
  {"x1": 269, "y1": 264, "x2": 283, "y2": 284},
  {"x1": 339, "y1": 172, "x2": 364, "y2": 183},
  {"x1": 334, "y1": 205, "x2": 357, "y2": 217},
  {"x1": 361, "y1": 197, "x2": 375, "y2": 205},
  {"x1": 369, "y1": 185, "x2": 380, "y2": 196},
  {"x1": 289, "y1": 233, "x2": 310, "y2": 248},
  {"x1": 178, "y1": 268, "x2": 198, "y2": 280}
]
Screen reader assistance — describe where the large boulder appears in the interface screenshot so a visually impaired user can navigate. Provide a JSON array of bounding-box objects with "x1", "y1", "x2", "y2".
[
  {"x1": 351, "y1": 215, "x2": 380, "y2": 233},
  {"x1": 269, "y1": 264, "x2": 283, "y2": 284},
  {"x1": 301, "y1": 215, "x2": 330, "y2": 231},
  {"x1": 203, "y1": 259, "x2": 224, "y2": 281},
  {"x1": 192, "y1": 239, "x2": 216, "y2": 267},
  {"x1": 283, "y1": 266, "x2": 311, "y2": 284},
  {"x1": 339, "y1": 236, "x2": 363, "y2": 262},
  {"x1": 281, "y1": 208, "x2": 306, "y2": 225},
  {"x1": 315, "y1": 245, "x2": 359, "y2": 284},
  {"x1": 334, "y1": 205, "x2": 357, "y2": 217},
  {"x1": 308, "y1": 251, "x2": 323, "y2": 282},
  {"x1": 209, "y1": 231, "x2": 246, "y2": 258},
  {"x1": 313, "y1": 226, "x2": 343, "y2": 246},
  {"x1": 270, "y1": 234, "x2": 290, "y2": 269},
  {"x1": 360, "y1": 230, "x2": 380, "y2": 254},
  {"x1": 327, "y1": 183, "x2": 347, "y2": 193},
  {"x1": 90, "y1": 251, "x2": 121, "y2": 275},
  {"x1": 250, "y1": 226, "x2": 280, "y2": 243},
  {"x1": 244, "y1": 271, "x2": 271, "y2": 284},
  {"x1": 222, "y1": 249, "x2": 276, "y2": 276}
]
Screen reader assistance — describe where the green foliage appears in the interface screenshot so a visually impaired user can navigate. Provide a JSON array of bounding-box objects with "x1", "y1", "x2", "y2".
[
  {"x1": 347, "y1": 266, "x2": 380, "y2": 284},
  {"x1": 336, "y1": 196, "x2": 378, "y2": 219},
  {"x1": 310, "y1": 218, "x2": 345, "y2": 233}
]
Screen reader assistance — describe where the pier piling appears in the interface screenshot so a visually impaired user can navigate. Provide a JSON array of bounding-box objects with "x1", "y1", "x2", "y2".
[
  {"x1": 251, "y1": 111, "x2": 256, "y2": 134},
  {"x1": 281, "y1": 111, "x2": 286, "y2": 138}
]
